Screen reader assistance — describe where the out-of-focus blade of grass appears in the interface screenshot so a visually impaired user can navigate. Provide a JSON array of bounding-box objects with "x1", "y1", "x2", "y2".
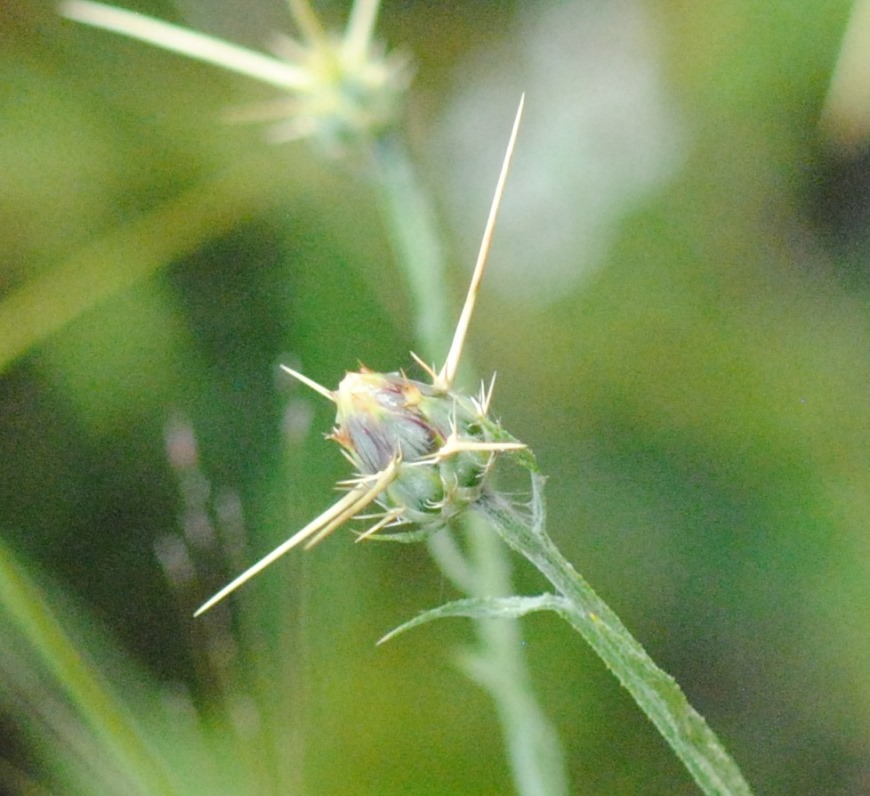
[
  {"x1": 0, "y1": 537, "x2": 182, "y2": 795},
  {"x1": 0, "y1": 528, "x2": 301, "y2": 794},
  {"x1": 0, "y1": 152, "x2": 284, "y2": 374}
]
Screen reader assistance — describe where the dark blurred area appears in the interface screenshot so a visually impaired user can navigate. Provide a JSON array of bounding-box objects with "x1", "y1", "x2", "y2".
[{"x1": 811, "y1": 142, "x2": 870, "y2": 286}]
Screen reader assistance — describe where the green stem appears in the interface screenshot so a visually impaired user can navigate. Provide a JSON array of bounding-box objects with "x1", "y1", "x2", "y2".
[
  {"x1": 368, "y1": 133, "x2": 453, "y2": 361},
  {"x1": 367, "y1": 133, "x2": 569, "y2": 796},
  {"x1": 479, "y1": 476, "x2": 754, "y2": 796},
  {"x1": 460, "y1": 514, "x2": 569, "y2": 796}
]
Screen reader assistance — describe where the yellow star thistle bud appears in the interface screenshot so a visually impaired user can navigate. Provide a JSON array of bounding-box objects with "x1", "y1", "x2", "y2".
[
  {"x1": 331, "y1": 369, "x2": 516, "y2": 532},
  {"x1": 194, "y1": 95, "x2": 525, "y2": 616}
]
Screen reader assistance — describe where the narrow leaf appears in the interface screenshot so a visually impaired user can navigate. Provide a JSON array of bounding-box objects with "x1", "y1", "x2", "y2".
[{"x1": 378, "y1": 593, "x2": 568, "y2": 645}]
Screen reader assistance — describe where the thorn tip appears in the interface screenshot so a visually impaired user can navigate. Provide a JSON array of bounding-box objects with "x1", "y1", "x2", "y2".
[{"x1": 281, "y1": 364, "x2": 335, "y2": 402}]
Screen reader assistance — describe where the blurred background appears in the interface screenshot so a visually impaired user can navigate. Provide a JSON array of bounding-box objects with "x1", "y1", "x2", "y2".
[{"x1": 2, "y1": 0, "x2": 869, "y2": 793}]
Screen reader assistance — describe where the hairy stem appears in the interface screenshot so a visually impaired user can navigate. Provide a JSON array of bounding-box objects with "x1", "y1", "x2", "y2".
[{"x1": 479, "y1": 476, "x2": 753, "y2": 796}]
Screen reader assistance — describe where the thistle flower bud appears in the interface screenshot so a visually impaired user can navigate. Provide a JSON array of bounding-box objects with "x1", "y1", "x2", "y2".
[
  {"x1": 331, "y1": 369, "x2": 513, "y2": 531},
  {"x1": 192, "y1": 96, "x2": 526, "y2": 615}
]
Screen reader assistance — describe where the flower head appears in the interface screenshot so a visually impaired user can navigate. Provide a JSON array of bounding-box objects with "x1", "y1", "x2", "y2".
[
  {"x1": 332, "y1": 368, "x2": 516, "y2": 528},
  {"x1": 60, "y1": 0, "x2": 411, "y2": 147}
]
